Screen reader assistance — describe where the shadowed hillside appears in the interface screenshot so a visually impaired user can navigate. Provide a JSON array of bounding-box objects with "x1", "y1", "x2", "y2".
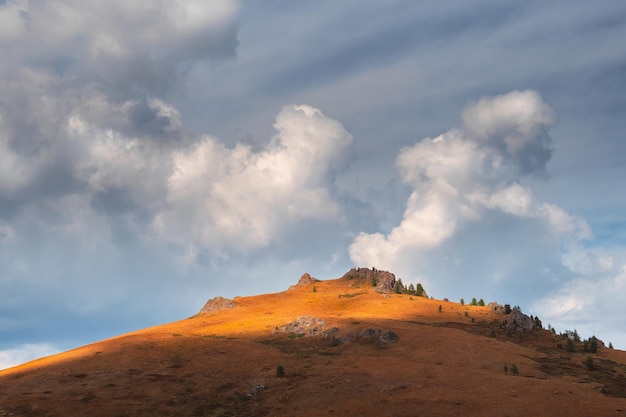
[{"x1": 1, "y1": 268, "x2": 625, "y2": 416}]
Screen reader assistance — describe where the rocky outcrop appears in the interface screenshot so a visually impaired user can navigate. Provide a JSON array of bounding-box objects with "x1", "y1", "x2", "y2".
[
  {"x1": 296, "y1": 272, "x2": 317, "y2": 286},
  {"x1": 342, "y1": 267, "x2": 397, "y2": 293},
  {"x1": 199, "y1": 296, "x2": 237, "y2": 314},
  {"x1": 359, "y1": 328, "x2": 398, "y2": 343},
  {"x1": 277, "y1": 316, "x2": 329, "y2": 337},
  {"x1": 506, "y1": 308, "x2": 535, "y2": 332}
]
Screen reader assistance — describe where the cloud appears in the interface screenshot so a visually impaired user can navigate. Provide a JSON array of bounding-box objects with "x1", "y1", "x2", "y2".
[
  {"x1": 0, "y1": 343, "x2": 59, "y2": 371},
  {"x1": 156, "y1": 104, "x2": 354, "y2": 257},
  {"x1": 349, "y1": 90, "x2": 587, "y2": 282}
]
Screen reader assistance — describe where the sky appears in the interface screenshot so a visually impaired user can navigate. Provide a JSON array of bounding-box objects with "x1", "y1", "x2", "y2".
[{"x1": 1, "y1": 0, "x2": 626, "y2": 369}]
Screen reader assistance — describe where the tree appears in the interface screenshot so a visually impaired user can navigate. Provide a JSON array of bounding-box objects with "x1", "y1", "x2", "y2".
[
  {"x1": 460, "y1": 298, "x2": 465, "y2": 306},
  {"x1": 589, "y1": 336, "x2": 599, "y2": 353},
  {"x1": 478, "y1": 299, "x2": 485, "y2": 306},
  {"x1": 371, "y1": 276, "x2": 378, "y2": 287},
  {"x1": 504, "y1": 304, "x2": 512, "y2": 314},
  {"x1": 415, "y1": 283, "x2": 424, "y2": 297},
  {"x1": 276, "y1": 365, "x2": 285, "y2": 377},
  {"x1": 471, "y1": 297, "x2": 477, "y2": 306},
  {"x1": 609, "y1": 342, "x2": 614, "y2": 349},
  {"x1": 438, "y1": 305, "x2": 442, "y2": 313},
  {"x1": 566, "y1": 338, "x2": 575, "y2": 352},
  {"x1": 394, "y1": 280, "x2": 403, "y2": 294},
  {"x1": 408, "y1": 283, "x2": 415, "y2": 294}
]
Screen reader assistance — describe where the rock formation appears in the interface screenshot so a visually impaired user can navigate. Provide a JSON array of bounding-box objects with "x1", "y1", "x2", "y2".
[
  {"x1": 341, "y1": 267, "x2": 397, "y2": 293},
  {"x1": 506, "y1": 308, "x2": 535, "y2": 332},
  {"x1": 199, "y1": 296, "x2": 237, "y2": 314}
]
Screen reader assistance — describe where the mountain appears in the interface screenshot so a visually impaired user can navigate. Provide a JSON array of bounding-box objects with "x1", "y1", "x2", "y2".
[{"x1": 1, "y1": 268, "x2": 625, "y2": 416}]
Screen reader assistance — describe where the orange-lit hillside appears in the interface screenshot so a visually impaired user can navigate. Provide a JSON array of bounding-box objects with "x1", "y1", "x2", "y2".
[{"x1": 1, "y1": 268, "x2": 625, "y2": 417}]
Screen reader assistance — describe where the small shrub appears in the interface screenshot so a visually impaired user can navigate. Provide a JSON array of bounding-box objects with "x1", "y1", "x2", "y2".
[
  {"x1": 276, "y1": 365, "x2": 285, "y2": 378},
  {"x1": 313, "y1": 285, "x2": 317, "y2": 292},
  {"x1": 503, "y1": 364, "x2": 508, "y2": 374},
  {"x1": 438, "y1": 305, "x2": 442, "y2": 313},
  {"x1": 510, "y1": 364, "x2": 519, "y2": 375},
  {"x1": 464, "y1": 311, "x2": 469, "y2": 317},
  {"x1": 490, "y1": 329, "x2": 496, "y2": 337}
]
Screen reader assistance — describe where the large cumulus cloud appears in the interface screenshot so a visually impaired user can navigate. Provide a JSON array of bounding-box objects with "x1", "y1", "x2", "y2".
[{"x1": 156, "y1": 105, "x2": 353, "y2": 256}]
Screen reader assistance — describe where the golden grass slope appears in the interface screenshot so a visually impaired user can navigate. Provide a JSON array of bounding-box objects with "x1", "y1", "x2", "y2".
[{"x1": 1, "y1": 273, "x2": 626, "y2": 416}]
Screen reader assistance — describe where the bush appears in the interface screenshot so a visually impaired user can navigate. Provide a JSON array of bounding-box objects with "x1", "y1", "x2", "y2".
[
  {"x1": 504, "y1": 304, "x2": 512, "y2": 314},
  {"x1": 510, "y1": 364, "x2": 519, "y2": 375},
  {"x1": 438, "y1": 305, "x2": 442, "y2": 313},
  {"x1": 276, "y1": 365, "x2": 285, "y2": 378}
]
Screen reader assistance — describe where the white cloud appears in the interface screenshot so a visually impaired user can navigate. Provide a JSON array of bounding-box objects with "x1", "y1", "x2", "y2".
[
  {"x1": 0, "y1": 343, "x2": 59, "y2": 371},
  {"x1": 349, "y1": 90, "x2": 589, "y2": 286},
  {"x1": 156, "y1": 104, "x2": 354, "y2": 256}
]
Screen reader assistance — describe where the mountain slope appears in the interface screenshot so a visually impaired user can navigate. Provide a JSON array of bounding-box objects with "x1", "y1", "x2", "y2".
[{"x1": 1, "y1": 269, "x2": 626, "y2": 416}]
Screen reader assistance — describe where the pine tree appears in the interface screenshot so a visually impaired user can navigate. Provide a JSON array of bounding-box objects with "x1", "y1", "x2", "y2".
[
  {"x1": 460, "y1": 298, "x2": 465, "y2": 306},
  {"x1": 415, "y1": 283, "x2": 424, "y2": 297}
]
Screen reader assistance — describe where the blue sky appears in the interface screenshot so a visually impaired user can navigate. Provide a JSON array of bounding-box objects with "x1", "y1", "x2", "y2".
[{"x1": 1, "y1": 0, "x2": 626, "y2": 369}]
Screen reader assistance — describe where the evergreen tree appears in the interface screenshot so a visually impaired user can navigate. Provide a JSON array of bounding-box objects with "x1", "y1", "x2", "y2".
[
  {"x1": 460, "y1": 298, "x2": 465, "y2": 306},
  {"x1": 415, "y1": 283, "x2": 424, "y2": 297},
  {"x1": 408, "y1": 283, "x2": 415, "y2": 294},
  {"x1": 478, "y1": 299, "x2": 485, "y2": 306},
  {"x1": 471, "y1": 297, "x2": 478, "y2": 306}
]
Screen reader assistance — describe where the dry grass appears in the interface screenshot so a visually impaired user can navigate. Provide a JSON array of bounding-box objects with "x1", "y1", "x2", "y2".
[{"x1": 1, "y1": 275, "x2": 626, "y2": 416}]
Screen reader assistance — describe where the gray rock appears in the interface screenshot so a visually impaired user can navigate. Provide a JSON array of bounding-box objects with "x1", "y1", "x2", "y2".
[
  {"x1": 506, "y1": 308, "x2": 535, "y2": 332},
  {"x1": 342, "y1": 267, "x2": 397, "y2": 293},
  {"x1": 199, "y1": 296, "x2": 237, "y2": 314},
  {"x1": 279, "y1": 316, "x2": 328, "y2": 336}
]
